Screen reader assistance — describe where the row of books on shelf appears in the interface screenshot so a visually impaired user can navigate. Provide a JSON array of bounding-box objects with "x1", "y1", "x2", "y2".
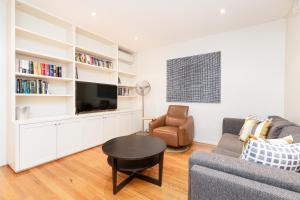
[
  {"x1": 16, "y1": 59, "x2": 63, "y2": 77},
  {"x1": 16, "y1": 79, "x2": 49, "y2": 94},
  {"x1": 118, "y1": 87, "x2": 133, "y2": 96},
  {"x1": 75, "y1": 52, "x2": 113, "y2": 69}
]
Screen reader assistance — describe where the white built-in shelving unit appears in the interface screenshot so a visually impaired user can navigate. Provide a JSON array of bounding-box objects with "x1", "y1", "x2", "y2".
[
  {"x1": 10, "y1": 0, "x2": 139, "y2": 121},
  {"x1": 7, "y1": 0, "x2": 142, "y2": 172}
]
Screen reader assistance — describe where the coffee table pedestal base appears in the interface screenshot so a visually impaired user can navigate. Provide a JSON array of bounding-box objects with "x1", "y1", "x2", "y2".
[{"x1": 110, "y1": 152, "x2": 164, "y2": 195}]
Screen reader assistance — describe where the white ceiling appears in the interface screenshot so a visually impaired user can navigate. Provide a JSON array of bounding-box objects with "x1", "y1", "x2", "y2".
[{"x1": 24, "y1": 0, "x2": 293, "y2": 52}]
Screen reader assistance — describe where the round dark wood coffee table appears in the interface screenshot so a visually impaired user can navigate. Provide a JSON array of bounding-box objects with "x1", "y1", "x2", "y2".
[{"x1": 102, "y1": 135, "x2": 167, "y2": 194}]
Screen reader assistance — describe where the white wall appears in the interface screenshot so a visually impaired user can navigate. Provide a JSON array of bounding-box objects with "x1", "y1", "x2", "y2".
[
  {"x1": 0, "y1": 0, "x2": 7, "y2": 166},
  {"x1": 136, "y1": 20, "x2": 286, "y2": 145},
  {"x1": 285, "y1": 10, "x2": 300, "y2": 124}
]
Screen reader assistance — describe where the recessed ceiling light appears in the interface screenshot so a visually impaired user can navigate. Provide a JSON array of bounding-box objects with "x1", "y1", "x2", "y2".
[
  {"x1": 134, "y1": 36, "x2": 139, "y2": 41},
  {"x1": 220, "y1": 8, "x2": 226, "y2": 15},
  {"x1": 91, "y1": 11, "x2": 96, "y2": 17}
]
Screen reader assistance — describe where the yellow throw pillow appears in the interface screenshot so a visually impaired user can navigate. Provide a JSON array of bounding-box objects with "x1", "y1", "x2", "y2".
[
  {"x1": 253, "y1": 118, "x2": 272, "y2": 139},
  {"x1": 239, "y1": 117, "x2": 258, "y2": 142}
]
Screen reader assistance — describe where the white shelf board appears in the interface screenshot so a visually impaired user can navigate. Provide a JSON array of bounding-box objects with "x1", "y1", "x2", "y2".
[
  {"x1": 118, "y1": 58, "x2": 134, "y2": 65},
  {"x1": 118, "y1": 71, "x2": 137, "y2": 77},
  {"x1": 15, "y1": 114, "x2": 75, "y2": 125},
  {"x1": 16, "y1": 72, "x2": 73, "y2": 81},
  {"x1": 16, "y1": 48, "x2": 73, "y2": 63},
  {"x1": 16, "y1": 94, "x2": 73, "y2": 97},
  {"x1": 75, "y1": 26, "x2": 115, "y2": 46},
  {"x1": 118, "y1": 95, "x2": 137, "y2": 98},
  {"x1": 118, "y1": 85, "x2": 136, "y2": 88},
  {"x1": 16, "y1": 0, "x2": 73, "y2": 28},
  {"x1": 76, "y1": 79, "x2": 117, "y2": 85},
  {"x1": 15, "y1": 26, "x2": 73, "y2": 48},
  {"x1": 76, "y1": 46, "x2": 117, "y2": 61},
  {"x1": 75, "y1": 61, "x2": 117, "y2": 73},
  {"x1": 15, "y1": 109, "x2": 142, "y2": 125}
]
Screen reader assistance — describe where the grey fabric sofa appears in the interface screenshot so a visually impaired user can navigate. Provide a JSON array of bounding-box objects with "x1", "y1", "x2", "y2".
[{"x1": 189, "y1": 116, "x2": 300, "y2": 200}]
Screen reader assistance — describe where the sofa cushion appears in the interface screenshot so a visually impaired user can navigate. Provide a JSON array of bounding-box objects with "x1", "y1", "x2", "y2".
[
  {"x1": 153, "y1": 126, "x2": 178, "y2": 146},
  {"x1": 278, "y1": 126, "x2": 300, "y2": 143},
  {"x1": 267, "y1": 116, "x2": 296, "y2": 139},
  {"x1": 217, "y1": 133, "x2": 244, "y2": 155},
  {"x1": 212, "y1": 147, "x2": 241, "y2": 158}
]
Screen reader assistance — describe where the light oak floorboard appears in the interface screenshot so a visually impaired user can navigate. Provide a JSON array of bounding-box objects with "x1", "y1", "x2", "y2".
[{"x1": 0, "y1": 142, "x2": 214, "y2": 200}]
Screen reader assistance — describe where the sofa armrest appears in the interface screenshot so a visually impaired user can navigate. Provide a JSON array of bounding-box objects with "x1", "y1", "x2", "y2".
[
  {"x1": 149, "y1": 114, "x2": 166, "y2": 133},
  {"x1": 189, "y1": 152, "x2": 300, "y2": 194},
  {"x1": 223, "y1": 118, "x2": 245, "y2": 135},
  {"x1": 189, "y1": 165, "x2": 300, "y2": 200},
  {"x1": 178, "y1": 116, "x2": 194, "y2": 146}
]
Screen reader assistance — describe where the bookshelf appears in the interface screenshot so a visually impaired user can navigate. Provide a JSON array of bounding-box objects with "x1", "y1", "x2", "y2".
[
  {"x1": 9, "y1": 0, "x2": 139, "y2": 122},
  {"x1": 7, "y1": 0, "x2": 142, "y2": 173}
]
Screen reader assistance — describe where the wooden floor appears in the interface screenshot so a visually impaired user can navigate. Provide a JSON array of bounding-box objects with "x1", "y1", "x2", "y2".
[{"x1": 0, "y1": 142, "x2": 214, "y2": 200}]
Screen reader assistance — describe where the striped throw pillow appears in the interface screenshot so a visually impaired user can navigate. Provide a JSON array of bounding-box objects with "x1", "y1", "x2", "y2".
[
  {"x1": 242, "y1": 139, "x2": 300, "y2": 172},
  {"x1": 253, "y1": 118, "x2": 272, "y2": 139}
]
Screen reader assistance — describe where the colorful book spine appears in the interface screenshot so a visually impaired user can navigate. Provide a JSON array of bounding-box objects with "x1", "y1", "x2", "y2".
[
  {"x1": 49, "y1": 65, "x2": 54, "y2": 76},
  {"x1": 41, "y1": 64, "x2": 45, "y2": 75},
  {"x1": 16, "y1": 79, "x2": 49, "y2": 95},
  {"x1": 45, "y1": 64, "x2": 49, "y2": 76},
  {"x1": 33, "y1": 62, "x2": 38, "y2": 75}
]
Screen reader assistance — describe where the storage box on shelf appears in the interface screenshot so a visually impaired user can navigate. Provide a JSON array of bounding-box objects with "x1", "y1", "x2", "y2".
[{"x1": 8, "y1": 0, "x2": 141, "y2": 172}]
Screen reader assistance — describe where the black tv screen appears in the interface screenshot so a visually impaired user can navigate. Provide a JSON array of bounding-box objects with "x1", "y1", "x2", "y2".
[{"x1": 76, "y1": 81, "x2": 117, "y2": 114}]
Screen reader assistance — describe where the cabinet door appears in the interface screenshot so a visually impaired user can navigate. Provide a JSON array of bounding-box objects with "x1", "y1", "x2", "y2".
[
  {"x1": 57, "y1": 120, "x2": 82, "y2": 158},
  {"x1": 131, "y1": 111, "x2": 142, "y2": 133},
  {"x1": 118, "y1": 112, "x2": 132, "y2": 137},
  {"x1": 82, "y1": 117, "x2": 103, "y2": 149},
  {"x1": 103, "y1": 114, "x2": 118, "y2": 143},
  {"x1": 20, "y1": 122, "x2": 57, "y2": 170}
]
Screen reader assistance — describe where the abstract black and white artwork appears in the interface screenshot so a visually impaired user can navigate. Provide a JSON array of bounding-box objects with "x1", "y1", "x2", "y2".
[{"x1": 167, "y1": 51, "x2": 221, "y2": 103}]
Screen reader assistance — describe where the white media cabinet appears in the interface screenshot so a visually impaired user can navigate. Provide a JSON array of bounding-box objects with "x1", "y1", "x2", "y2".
[{"x1": 7, "y1": 0, "x2": 141, "y2": 172}]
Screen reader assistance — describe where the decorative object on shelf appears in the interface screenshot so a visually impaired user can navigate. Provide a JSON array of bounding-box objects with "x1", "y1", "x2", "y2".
[
  {"x1": 135, "y1": 80, "x2": 151, "y2": 131},
  {"x1": 167, "y1": 51, "x2": 221, "y2": 103},
  {"x1": 75, "y1": 52, "x2": 113, "y2": 69},
  {"x1": 118, "y1": 87, "x2": 130, "y2": 96},
  {"x1": 16, "y1": 106, "x2": 30, "y2": 120},
  {"x1": 16, "y1": 79, "x2": 49, "y2": 94},
  {"x1": 118, "y1": 77, "x2": 121, "y2": 84},
  {"x1": 75, "y1": 66, "x2": 79, "y2": 79},
  {"x1": 16, "y1": 58, "x2": 62, "y2": 77}
]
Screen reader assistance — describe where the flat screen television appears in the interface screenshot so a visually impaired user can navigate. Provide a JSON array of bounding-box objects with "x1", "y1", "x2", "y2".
[{"x1": 76, "y1": 81, "x2": 117, "y2": 114}]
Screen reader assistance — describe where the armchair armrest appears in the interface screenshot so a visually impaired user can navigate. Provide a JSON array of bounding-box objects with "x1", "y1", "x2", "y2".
[
  {"x1": 178, "y1": 116, "x2": 194, "y2": 146},
  {"x1": 223, "y1": 118, "x2": 245, "y2": 135},
  {"x1": 149, "y1": 114, "x2": 166, "y2": 133}
]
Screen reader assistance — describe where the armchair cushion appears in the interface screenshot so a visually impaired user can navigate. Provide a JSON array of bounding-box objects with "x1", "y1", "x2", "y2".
[
  {"x1": 149, "y1": 114, "x2": 166, "y2": 133},
  {"x1": 165, "y1": 105, "x2": 189, "y2": 127},
  {"x1": 152, "y1": 126, "x2": 179, "y2": 147}
]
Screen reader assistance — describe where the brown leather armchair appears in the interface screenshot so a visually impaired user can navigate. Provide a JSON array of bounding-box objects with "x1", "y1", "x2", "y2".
[{"x1": 149, "y1": 105, "x2": 194, "y2": 147}]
